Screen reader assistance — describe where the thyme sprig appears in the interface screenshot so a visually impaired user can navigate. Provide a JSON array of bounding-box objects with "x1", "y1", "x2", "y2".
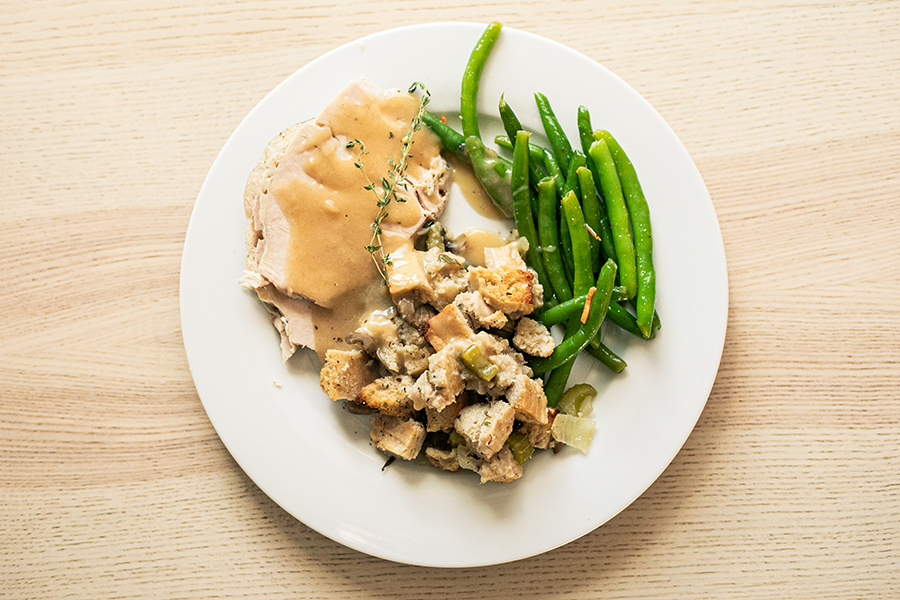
[{"x1": 346, "y1": 82, "x2": 431, "y2": 284}]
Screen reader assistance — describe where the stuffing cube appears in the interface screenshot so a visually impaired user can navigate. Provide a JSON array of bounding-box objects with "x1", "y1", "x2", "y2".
[
  {"x1": 370, "y1": 414, "x2": 425, "y2": 461},
  {"x1": 478, "y1": 446, "x2": 523, "y2": 483},
  {"x1": 424, "y1": 303, "x2": 475, "y2": 351},
  {"x1": 319, "y1": 349, "x2": 378, "y2": 401},
  {"x1": 356, "y1": 375, "x2": 415, "y2": 418},
  {"x1": 454, "y1": 400, "x2": 516, "y2": 460}
]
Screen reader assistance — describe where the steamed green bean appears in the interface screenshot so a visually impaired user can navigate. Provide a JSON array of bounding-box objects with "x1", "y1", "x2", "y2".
[
  {"x1": 594, "y1": 130, "x2": 656, "y2": 338},
  {"x1": 588, "y1": 138, "x2": 637, "y2": 299}
]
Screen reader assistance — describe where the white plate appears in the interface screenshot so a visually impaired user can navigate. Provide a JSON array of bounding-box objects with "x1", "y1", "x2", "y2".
[{"x1": 180, "y1": 22, "x2": 727, "y2": 567}]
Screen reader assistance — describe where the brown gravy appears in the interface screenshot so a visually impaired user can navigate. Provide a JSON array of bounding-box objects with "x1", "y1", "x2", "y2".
[
  {"x1": 309, "y1": 277, "x2": 391, "y2": 359},
  {"x1": 449, "y1": 156, "x2": 507, "y2": 221},
  {"x1": 265, "y1": 82, "x2": 443, "y2": 358},
  {"x1": 452, "y1": 228, "x2": 511, "y2": 267}
]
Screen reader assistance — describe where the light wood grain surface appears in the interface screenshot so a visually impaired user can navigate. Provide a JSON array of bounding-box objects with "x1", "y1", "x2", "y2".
[{"x1": 2, "y1": 1, "x2": 898, "y2": 598}]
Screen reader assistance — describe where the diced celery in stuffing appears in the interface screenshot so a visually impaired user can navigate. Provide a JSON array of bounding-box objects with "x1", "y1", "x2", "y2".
[
  {"x1": 506, "y1": 431, "x2": 535, "y2": 465},
  {"x1": 556, "y1": 383, "x2": 596, "y2": 417}
]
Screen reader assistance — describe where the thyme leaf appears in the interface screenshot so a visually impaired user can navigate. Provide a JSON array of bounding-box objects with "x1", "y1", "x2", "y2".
[{"x1": 350, "y1": 82, "x2": 432, "y2": 284}]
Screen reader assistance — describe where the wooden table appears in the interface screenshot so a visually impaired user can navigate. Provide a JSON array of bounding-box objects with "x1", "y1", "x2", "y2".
[{"x1": 2, "y1": 2, "x2": 898, "y2": 597}]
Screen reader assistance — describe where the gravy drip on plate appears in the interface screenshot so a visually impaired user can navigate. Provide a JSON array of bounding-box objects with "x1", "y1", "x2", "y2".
[
  {"x1": 449, "y1": 156, "x2": 506, "y2": 221},
  {"x1": 309, "y1": 279, "x2": 391, "y2": 360}
]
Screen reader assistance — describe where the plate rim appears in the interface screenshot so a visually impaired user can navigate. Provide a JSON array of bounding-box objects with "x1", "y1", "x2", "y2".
[{"x1": 179, "y1": 21, "x2": 728, "y2": 567}]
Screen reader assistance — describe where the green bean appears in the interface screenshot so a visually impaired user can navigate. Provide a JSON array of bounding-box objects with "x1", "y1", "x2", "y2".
[
  {"x1": 606, "y1": 302, "x2": 645, "y2": 338},
  {"x1": 494, "y1": 135, "x2": 548, "y2": 168},
  {"x1": 423, "y1": 112, "x2": 516, "y2": 181},
  {"x1": 497, "y1": 99, "x2": 548, "y2": 190},
  {"x1": 459, "y1": 22, "x2": 514, "y2": 217},
  {"x1": 498, "y1": 94, "x2": 523, "y2": 147},
  {"x1": 588, "y1": 139, "x2": 637, "y2": 299},
  {"x1": 576, "y1": 167, "x2": 602, "y2": 274},
  {"x1": 422, "y1": 111, "x2": 468, "y2": 163},
  {"x1": 461, "y1": 343, "x2": 498, "y2": 381},
  {"x1": 563, "y1": 150, "x2": 586, "y2": 198},
  {"x1": 538, "y1": 288, "x2": 618, "y2": 321},
  {"x1": 577, "y1": 108, "x2": 617, "y2": 267},
  {"x1": 536, "y1": 177, "x2": 572, "y2": 302},
  {"x1": 541, "y1": 145, "x2": 565, "y2": 187},
  {"x1": 543, "y1": 319, "x2": 580, "y2": 408},
  {"x1": 594, "y1": 130, "x2": 656, "y2": 338},
  {"x1": 531, "y1": 259, "x2": 617, "y2": 375},
  {"x1": 496, "y1": 135, "x2": 551, "y2": 211},
  {"x1": 464, "y1": 135, "x2": 514, "y2": 217},
  {"x1": 558, "y1": 206, "x2": 575, "y2": 284},
  {"x1": 537, "y1": 294, "x2": 586, "y2": 328},
  {"x1": 539, "y1": 293, "x2": 645, "y2": 337},
  {"x1": 541, "y1": 146, "x2": 567, "y2": 270},
  {"x1": 460, "y1": 21, "x2": 501, "y2": 142},
  {"x1": 576, "y1": 106, "x2": 595, "y2": 160},
  {"x1": 585, "y1": 340, "x2": 627, "y2": 373},
  {"x1": 558, "y1": 151, "x2": 587, "y2": 281},
  {"x1": 538, "y1": 304, "x2": 634, "y2": 387},
  {"x1": 534, "y1": 92, "x2": 573, "y2": 173},
  {"x1": 534, "y1": 93, "x2": 574, "y2": 281},
  {"x1": 561, "y1": 191, "x2": 593, "y2": 297},
  {"x1": 511, "y1": 130, "x2": 555, "y2": 304},
  {"x1": 491, "y1": 154, "x2": 512, "y2": 179}
]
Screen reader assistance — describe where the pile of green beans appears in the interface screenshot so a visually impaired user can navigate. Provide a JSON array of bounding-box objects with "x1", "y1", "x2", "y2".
[{"x1": 422, "y1": 21, "x2": 660, "y2": 405}]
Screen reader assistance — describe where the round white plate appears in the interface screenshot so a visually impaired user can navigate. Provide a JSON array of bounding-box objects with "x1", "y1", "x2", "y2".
[{"x1": 180, "y1": 22, "x2": 727, "y2": 567}]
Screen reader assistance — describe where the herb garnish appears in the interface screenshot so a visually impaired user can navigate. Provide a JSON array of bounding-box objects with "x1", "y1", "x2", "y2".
[{"x1": 346, "y1": 82, "x2": 431, "y2": 284}]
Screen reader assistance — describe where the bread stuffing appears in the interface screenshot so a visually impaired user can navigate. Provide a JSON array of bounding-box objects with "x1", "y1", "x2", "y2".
[{"x1": 318, "y1": 232, "x2": 559, "y2": 483}]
